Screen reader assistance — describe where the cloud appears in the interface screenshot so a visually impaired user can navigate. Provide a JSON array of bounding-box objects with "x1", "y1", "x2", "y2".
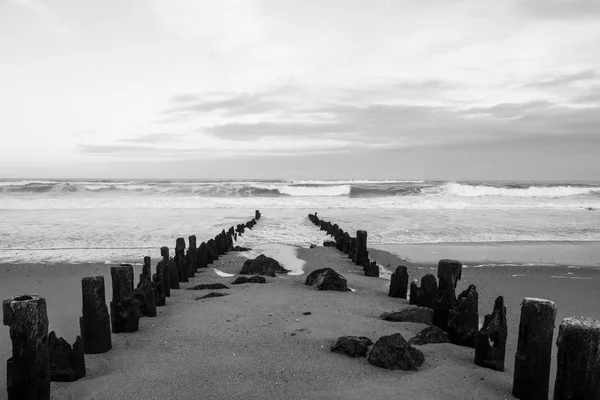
[
  {"x1": 527, "y1": 70, "x2": 600, "y2": 88},
  {"x1": 9, "y1": 0, "x2": 69, "y2": 35},
  {"x1": 116, "y1": 133, "x2": 186, "y2": 144},
  {"x1": 516, "y1": 0, "x2": 600, "y2": 20}
]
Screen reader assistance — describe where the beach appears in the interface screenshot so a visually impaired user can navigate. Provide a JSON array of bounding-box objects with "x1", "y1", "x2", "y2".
[{"x1": 1, "y1": 241, "x2": 599, "y2": 399}]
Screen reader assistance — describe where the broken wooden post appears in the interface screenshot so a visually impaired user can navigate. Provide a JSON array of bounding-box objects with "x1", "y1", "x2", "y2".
[
  {"x1": 3, "y1": 294, "x2": 51, "y2": 400},
  {"x1": 110, "y1": 265, "x2": 141, "y2": 333},
  {"x1": 197, "y1": 242, "x2": 208, "y2": 269},
  {"x1": 141, "y1": 256, "x2": 151, "y2": 282},
  {"x1": 80, "y1": 275, "x2": 112, "y2": 353},
  {"x1": 554, "y1": 316, "x2": 600, "y2": 400},
  {"x1": 135, "y1": 258, "x2": 157, "y2": 318},
  {"x1": 175, "y1": 237, "x2": 188, "y2": 283},
  {"x1": 355, "y1": 230, "x2": 368, "y2": 266},
  {"x1": 159, "y1": 247, "x2": 171, "y2": 296},
  {"x1": 474, "y1": 296, "x2": 507, "y2": 371},
  {"x1": 434, "y1": 259, "x2": 462, "y2": 330},
  {"x1": 389, "y1": 266, "x2": 409, "y2": 299},
  {"x1": 187, "y1": 235, "x2": 197, "y2": 277},
  {"x1": 447, "y1": 284, "x2": 479, "y2": 347},
  {"x1": 512, "y1": 298, "x2": 556, "y2": 400},
  {"x1": 48, "y1": 332, "x2": 86, "y2": 382}
]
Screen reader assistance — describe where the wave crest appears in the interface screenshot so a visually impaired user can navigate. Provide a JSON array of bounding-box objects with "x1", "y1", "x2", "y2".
[{"x1": 445, "y1": 183, "x2": 600, "y2": 197}]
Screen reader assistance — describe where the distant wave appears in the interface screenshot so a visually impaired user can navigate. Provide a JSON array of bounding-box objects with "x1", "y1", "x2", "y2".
[{"x1": 444, "y1": 183, "x2": 600, "y2": 198}]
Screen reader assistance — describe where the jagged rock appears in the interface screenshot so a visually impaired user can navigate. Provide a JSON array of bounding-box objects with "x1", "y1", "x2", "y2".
[
  {"x1": 381, "y1": 306, "x2": 434, "y2": 325},
  {"x1": 389, "y1": 266, "x2": 409, "y2": 298},
  {"x1": 232, "y1": 246, "x2": 252, "y2": 251},
  {"x1": 305, "y1": 268, "x2": 350, "y2": 291},
  {"x1": 434, "y1": 259, "x2": 462, "y2": 330},
  {"x1": 188, "y1": 283, "x2": 229, "y2": 290},
  {"x1": 48, "y1": 332, "x2": 86, "y2": 382},
  {"x1": 195, "y1": 292, "x2": 229, "y2": 300},
  {"x1": 240, "y1": 254, "x2": 289, "y2": 277},
  {"x1": 331, "y1": 336, "x2": 373, "y2": 357},
  {"x1": 475, "y1": 296, "x2": 507, "y2": 371},
  {"x1": 367, "y1": 333, "x2": 425, "y2": 371},
  {"x1": 323, "y1": 241, "x2": 337, "y2": 247},
  {"x1": 80, "y1": 275, "x2": 112, "y2": 354},
  {"x1": 448, "y1": 284, "x2": 478, "y2": 347},
  {"x1": 232, "y1": 275, "x2": 266, "y2": 284},
  {"x1": 409, "y1": 326, "x2": 450, "y2": 345},
  {"x1": 364, "y1": 261, "x2": 379, "y2": 277}
]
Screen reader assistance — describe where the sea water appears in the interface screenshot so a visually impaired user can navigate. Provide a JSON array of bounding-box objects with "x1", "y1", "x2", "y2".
[{"x1": 0, "y1": 179, "x2": 599, "y2": 266}]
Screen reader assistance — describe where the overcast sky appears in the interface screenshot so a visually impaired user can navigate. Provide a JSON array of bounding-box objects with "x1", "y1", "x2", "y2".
[{"x1": 1, "y1": 0, "x2": 599, "y2": 180}]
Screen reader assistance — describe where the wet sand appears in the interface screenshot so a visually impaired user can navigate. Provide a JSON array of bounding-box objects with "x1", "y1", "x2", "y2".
[{"x1": 0, "y1": 245, "x2": 598, "y2": 399}]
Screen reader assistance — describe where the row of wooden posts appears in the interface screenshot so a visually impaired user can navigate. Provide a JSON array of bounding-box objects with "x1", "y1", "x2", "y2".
[
  {"x1": 2, "y1": 211, "x2": 261, "y2": 400},
  {"x1": 308, "y1": 213, "x2": 600, "y2": 400}
]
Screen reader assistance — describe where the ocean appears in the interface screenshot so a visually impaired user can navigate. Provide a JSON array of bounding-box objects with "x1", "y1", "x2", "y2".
[{"x1": 1, "y1": 179, "x2": 599, "y2": 265}]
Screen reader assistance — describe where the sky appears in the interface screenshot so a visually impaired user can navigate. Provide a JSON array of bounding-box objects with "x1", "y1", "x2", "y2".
[{"x1": 1, "y1": 0, "x2": 599, "y2": 180}]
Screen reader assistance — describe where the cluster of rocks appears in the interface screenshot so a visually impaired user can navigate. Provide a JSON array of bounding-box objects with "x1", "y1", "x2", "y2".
[
  {"x1": 307, "y1": 214, "x2": 374, "y2": 277},
  {"x1": 2, "y1": 212, "x2": 262, "y2": 399}
]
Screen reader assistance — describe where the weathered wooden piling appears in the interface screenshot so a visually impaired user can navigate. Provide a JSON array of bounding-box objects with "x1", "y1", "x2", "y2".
[
  {"x1": 3, "y1": 294, "x2": 51, "y2": 400},
  {"x1": 255, "y1": 210, "x2": 261, "y2": 220},
  {"x1": 110, "y1": 265, "x2": 141, "y2": 333},
  {"x1": 159, "y1": 247, "x2": 171, "y2": 296},
  {"x1": 80, "y1": 275, "x2": 112, "y2": 353},
  {"x1": 135, "y1": 259, "x2": 157, "y2": 318},
  {"x1": 187, "y1": 235, "x2": 197, "y2": 277},
  {"x1": 474, "y1": 296, "x2": 507, "y2": 371},
  {"x1": 554, "y1": 316, "x2": 600, "y2": 400},
  {"x1": 512, "y1": 298, "x2": 556, "y2": 400},
  {"x1": 167, "y1": 257, "x2": 179, "y2": 290},
  {"x1": 175, "y1": 237, "x2": 188, "y2": 283},
  {"x1": 197, "y1": 242, "x2": 208, "y2": 269},
  {"x1": 389, "y1": 266, "x2": 409, "y2": 298},
  {"x1": 447, "y1": 284, "x2": 479, "y2": 347},
  {"x1": 141, "y1": 256, "x2": 152, "y2": 282},
  {"x1": 207, "y1": 239, "x2": 218, "y2": 263},
  {"x1": 434, "y1": 259, "x2": 462, "y2": 330},
  {"x1": 411, "y1": 274, "x2": 437, "y2": 309},
  {"x1": 355, "y1": 230, "x2": 368, "y2": 266},
  {"x1": 48, "y1": 332, "x2": 86, "y2": 382},
  {"x1": 364, "y1": 260, "x2": 379, "y2": 277}
]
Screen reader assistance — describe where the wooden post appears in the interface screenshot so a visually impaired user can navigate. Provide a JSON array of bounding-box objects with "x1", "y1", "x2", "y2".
[
  {"x1": 474, "y1": 296, "x2": 507, "y2": 371},
  {"x1": 512, "y1": 298, "x2": 556, "y2": 400},
  {"x1": 110, "y1": 265, "x2": 141, "y2": 333},
  {"x1": 159, "y1": 247, "x2": 171, "y2": 296},
  {"x1": 389, "y1": 266, "x2": 409, "y2": 298},
  {"x1": 80, "y1": 275, "x2": 112, "y2": 353},
  {"x1": 355, "y1": 230, "x2": 368, "y2": 266},
  {"x1": 175, "y1": 237, "x2": 188, "y2": 283},
  {"x1": 554, "y1": 316, "x2": 600, "y2": 400},
  {"x1": 3, "y1": 294, "x2": 51, "y2": 400},
  {"x1": 434, "y1": 259, "x2": 462, "y2": 330}
]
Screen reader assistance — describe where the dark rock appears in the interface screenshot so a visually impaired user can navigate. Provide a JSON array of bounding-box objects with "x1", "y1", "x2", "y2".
[
  {"x1": 232, "y1": 275, "x2": 266, "y2": 284},
  {"x1": 188, "y1": 283, "x2": 229, "y2": 290},
  {"x1": 448, "y1": 284, "x2": 479, "y2": 347},
  {"x1": 364, "y1": 261, "x2": 379, "y2": 277},
  {"x1": 109, "y1": 265, "x2": 140, "y2": 333},
  {"x1": 434, "y1": 259, "x2": 462, "y2": 330},
  {"x1": 389, "y1": 266, "x2": 409, "y2": 298},
  {"x1": 240, "y1": 254, "x2": 289, "y2": 277},
  {"x1": 195, "y1": 292, "x2": 229, "y2": 300},
  {"x1": 409, "y1": 326, "x2": 450, "y2": 345},
  {"x1": 367, "y1": 333, "x2": 425, "y2": 371},
  {"x1": 475, "y1": 296, "x2": 507, "y2": 371},
  {"x1": 48, "y1": 332, "x2": 86, "y2": 382},
  {"x1": 3, "y1": 294, "x2": 51, "y2": 400},
  {"x1": 232, "y1": 246, "x2": 252, "y2": 251},
  {"x1": 309, "y1": 244, "x2": 317, "y2": 249},
  {"x1": 303, "y1": 312, "x2": 312, "y2": 315},
  {"x1": 175, "y1": 237, "x2": 188, "y2": 283},
  {"x1": 323, "y1": 240, "x2": 337, "y2": 247},
  {"x1": 305, "y1": 268, "x2": 350, "y2": 291},
  {"x1": 331, "y1": 336, "x2": 373, "y2": 357},
  {"x1": 79, "y1": 275, "x2": 112, "y2": 354},
  {"x1": 381, "y1": 306, "x2": 434, "y2": 325}
]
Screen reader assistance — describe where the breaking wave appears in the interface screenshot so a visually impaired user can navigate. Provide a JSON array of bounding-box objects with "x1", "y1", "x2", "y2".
[{"x1": 444, "y1": 183, "x2": 600, "y2": 198}]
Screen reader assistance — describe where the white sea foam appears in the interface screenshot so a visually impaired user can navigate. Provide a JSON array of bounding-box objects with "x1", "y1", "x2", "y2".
[
  {"x1": 445, "y1": 183, "x2": 600, "y2": 198},
  {"x1": 213, "y1": 268, "x2": 235, "y2": 277}
]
